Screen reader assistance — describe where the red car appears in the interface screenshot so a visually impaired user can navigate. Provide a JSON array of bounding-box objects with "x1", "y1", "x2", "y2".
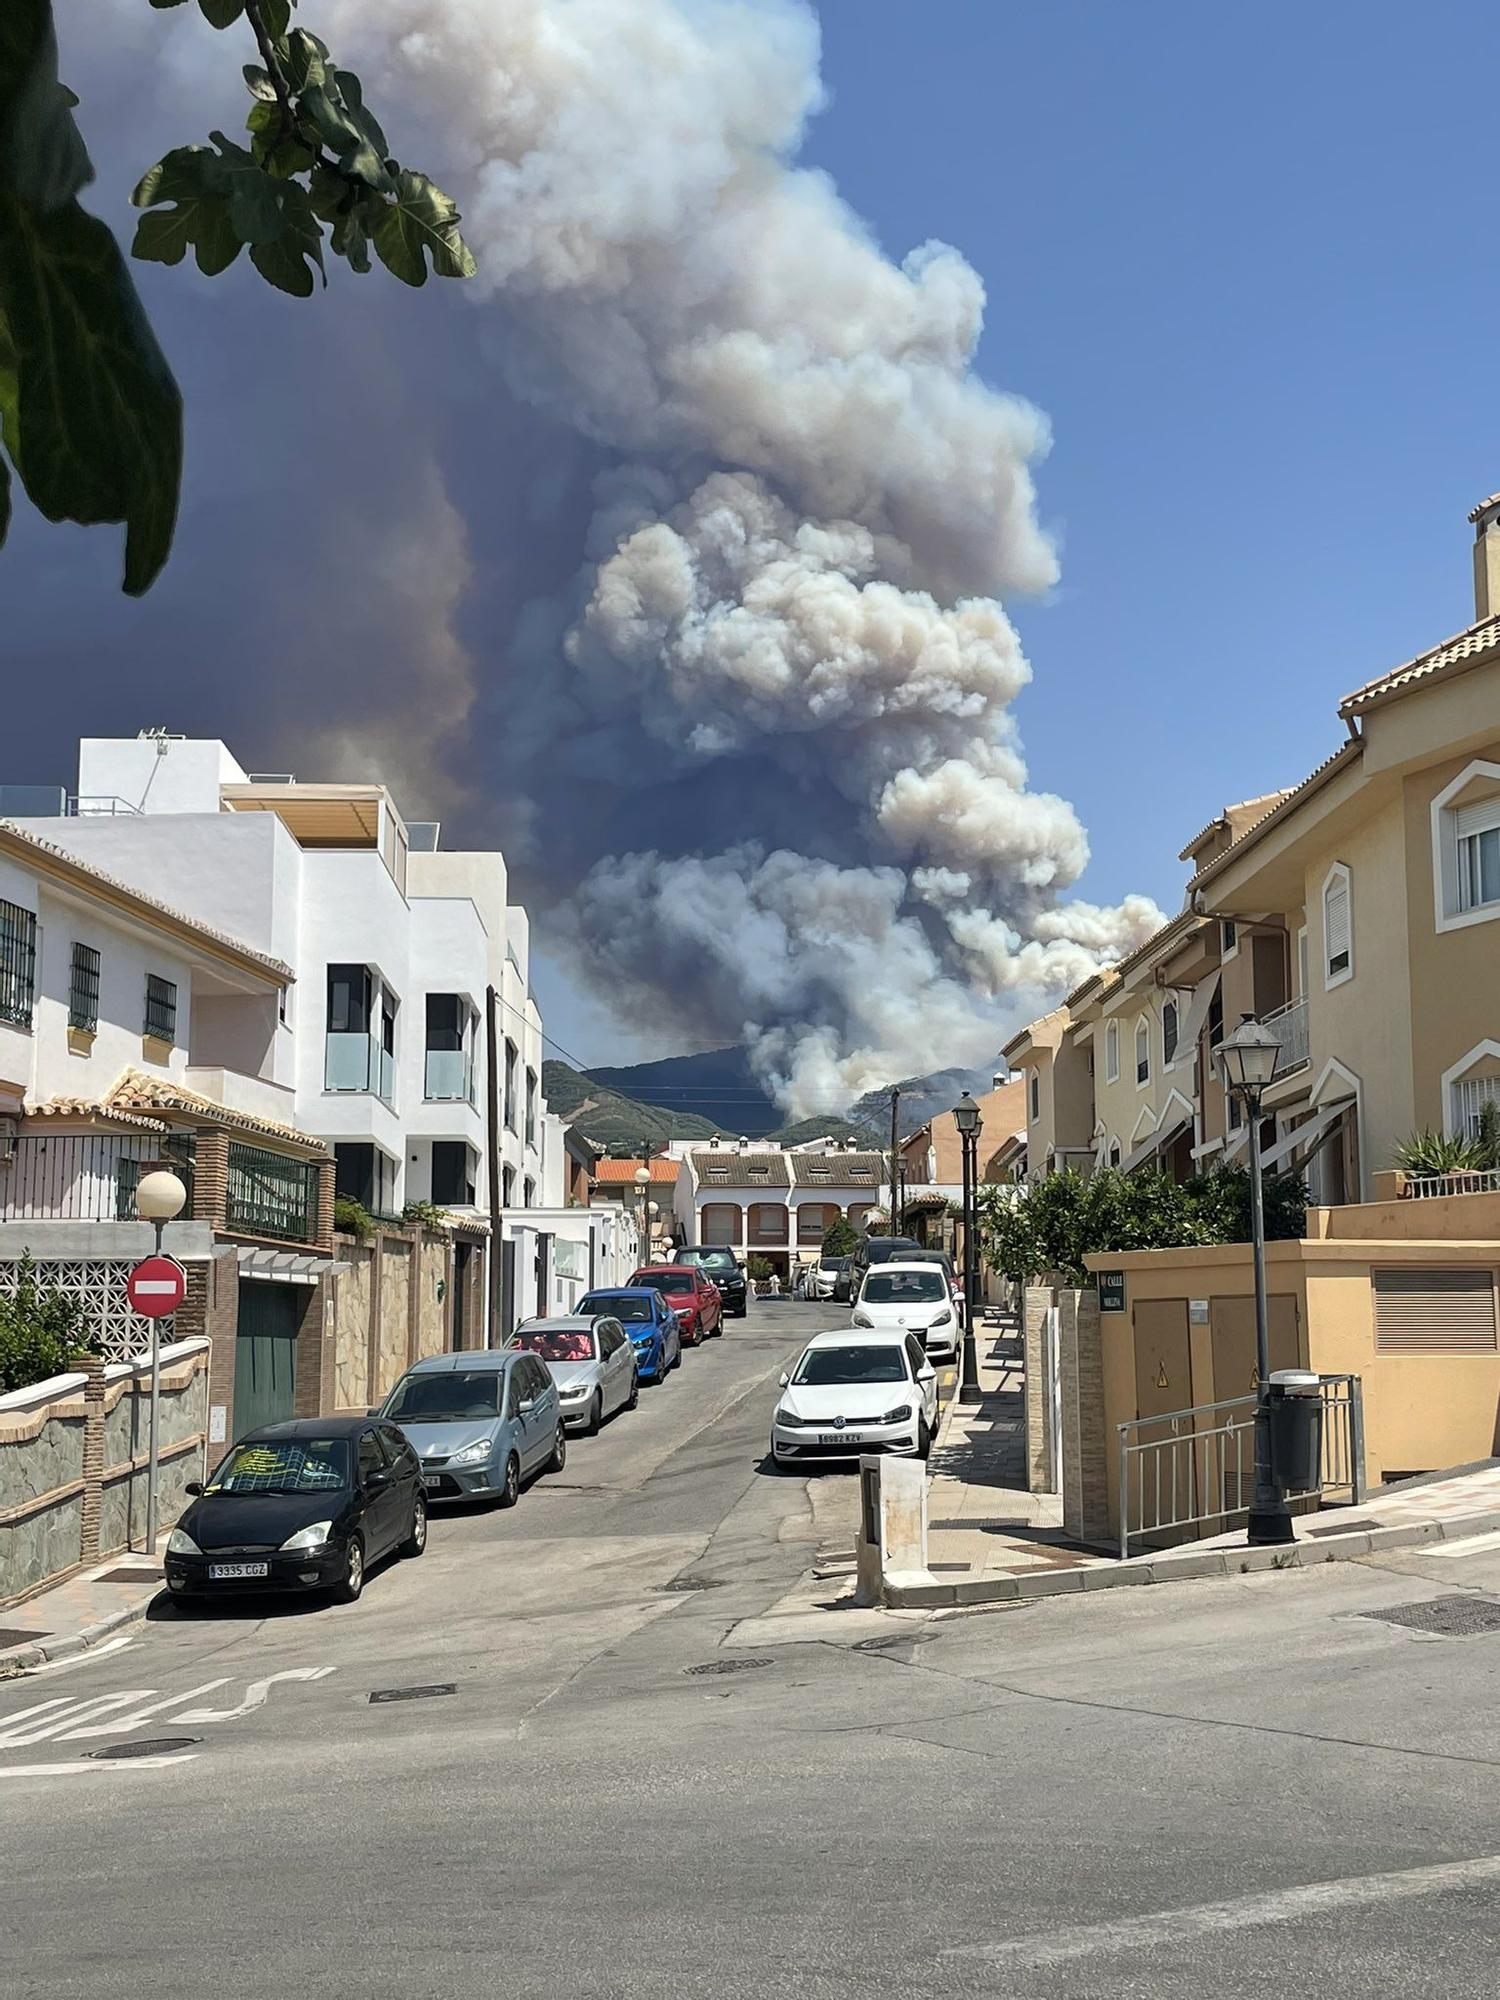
[{"x1": 630, "y1": 1264, "x2": 724, "y2": 1344}]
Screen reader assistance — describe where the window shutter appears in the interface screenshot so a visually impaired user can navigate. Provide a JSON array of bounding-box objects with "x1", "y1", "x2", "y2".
[
  {"x1": 1454, "y1": 796, "x2": 1500, "y2": 841},
  {"x1": 1325, "y1": 877, "x2": 1350, "y2": 970},
  {"x1": 1373, "y1": 1269, "x2": 1497, "y2": 1352}
]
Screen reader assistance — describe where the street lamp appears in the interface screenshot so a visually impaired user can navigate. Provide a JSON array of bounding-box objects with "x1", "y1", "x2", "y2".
[
  {"x1": 647, "y1": 1199, "x2": 660, "y2": 1260},
  {"x1": 953, "y1": 1090, "x2": 984, "y2": 1399},
  {"x1": 634, "y1": 1163, "x2": 650, "y2": 1267},
  {"x1": 1215, "y1": 1015, "x2": 1290, "y2": 1545},
  {"x1": 135, "y1": 1168, "x2": 187, "y2": 1558}
]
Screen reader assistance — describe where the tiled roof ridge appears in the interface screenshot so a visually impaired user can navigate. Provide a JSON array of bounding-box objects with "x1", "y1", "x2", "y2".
[
  {"x1": 104, "y1": 1068, "x2": 326, "y2": 1152},
  {"x1": 1189, "y1": 738, "x2": 1365, "y2": 889},
  {"x1": 1338, "y1": 612, "x2": 1500, "y2": 717},
  {"x1": 1178, "y1": 788, "x2": 1297, "y2": 861},
  {"x1": 27, "y1": 1098, "x2": 172, "y2": 1134}
]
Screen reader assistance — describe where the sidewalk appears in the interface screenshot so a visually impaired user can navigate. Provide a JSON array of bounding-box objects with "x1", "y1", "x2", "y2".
[{"x1": 0, "y1": 1553, "x2": 163, "y2": 1677}]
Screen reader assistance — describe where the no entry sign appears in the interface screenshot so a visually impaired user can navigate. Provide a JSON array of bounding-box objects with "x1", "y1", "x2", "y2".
[{"x1": 127, "y1": 1255, "x2": 188, "y2": 1319}]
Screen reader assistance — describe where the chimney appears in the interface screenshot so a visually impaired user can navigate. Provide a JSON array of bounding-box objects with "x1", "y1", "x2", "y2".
[{"x1": 1471, "y1": 493, "x2": 1500, "y2": 620}]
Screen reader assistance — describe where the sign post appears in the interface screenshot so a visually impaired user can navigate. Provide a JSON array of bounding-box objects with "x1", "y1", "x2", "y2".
[{"x1": 127, "y1": 1255, "x2": 188, "y2": 1556}]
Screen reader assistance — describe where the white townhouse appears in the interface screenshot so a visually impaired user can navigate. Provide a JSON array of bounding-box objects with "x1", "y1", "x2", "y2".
[{"x1": 674, "y1": 1136, "x2": 883, "y2": 1282}]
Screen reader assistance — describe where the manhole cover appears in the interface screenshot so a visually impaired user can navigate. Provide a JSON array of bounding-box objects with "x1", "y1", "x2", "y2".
[
  {"x1": 1362, "y1": 1596, "x2": 1500, "y2": 1638},
  {"x1": 85, "y1": 1736, "x2": 199, "y2": 1759},
  {"x1": 369, "y1": 1684, "x2": 458, "y2": 1703},
  {"x1": 685, "y1": 1657, "x2": 774, "y2": 1677},
  {"x1": 659, "y1": 1576, "x2": 725, "y2": 1594}
]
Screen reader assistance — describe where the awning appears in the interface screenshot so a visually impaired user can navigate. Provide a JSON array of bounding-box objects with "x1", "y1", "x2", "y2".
[
  {"x1": 1172, "y1": 970, "x2": 1221, "y2": 1068},
  {"x1": 236, "y1": 1246, "x2": 343, "y2": 1285},
  {"x1": 1260, "y1": 1102, "x2": 1349, "y2": 1173},
  {"x1": 1121, "y1": 1114, "x2": 1191, "y2": 1175}
]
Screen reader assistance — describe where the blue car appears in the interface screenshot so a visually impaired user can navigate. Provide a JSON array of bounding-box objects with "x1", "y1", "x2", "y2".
[{"x1": 578, "y1": 1286, "x2": 681, "y2": 1383}]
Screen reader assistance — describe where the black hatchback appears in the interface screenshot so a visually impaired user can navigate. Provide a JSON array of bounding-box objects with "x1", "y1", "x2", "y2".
[
  {"x1": 674, "y1": 1246, "x2": 748, "y2": 1317},
  {"x1": 164, "y1": 1416, "x2": 426, "y2": 1605}
]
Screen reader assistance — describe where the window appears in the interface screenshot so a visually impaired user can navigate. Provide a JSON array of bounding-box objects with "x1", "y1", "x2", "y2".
[
  {"x1": 523, "y1": 1176, "x2": 536, "y2": 1205},
  {"x1": 1221, "y1": 919, "x2": 1238, "y2": 959},
  {"x1": 1029, "y1": 1071, "x2": 1040, "y2": 1121},
  {"x1": 1323, "y1": 865, "x2": 1352, "y2": 985},
  {"x1": 1135, "y1": 1020, "x2": 1150, "y2": 1086},
  {"x1": 144, "y1": 973, "x2": 178, "y2": 1043},
  {"x1": 504, "y1": 1039, "x2": 519, "y2": 1133},
  {"x1": 1108, "y1": 1140, "x2": 1121, "y2": 1168},
  {"x1": 378, "y1": 992, "x2": 396, "y2": 1104},
  {"x1": 424, "y1": 994, "x2": 471, "y2": 1101},
  {"x1": 431, "y1": 1141, "x2": 475, "y2": 1207},
  {"x1": 1228, "y1": 1093, "x2": 1243, "y2": 1132},
  {"x1": 68, "y1": 942, "x2": 100, "y2": 1032},
  {"x1": 357, "y1": 1433, "x2": 386, "y2": 1487},
  {"x1": 335, "y1": 1142, "x2": 375, "y2": 1209},
  {"x1": 1207, "y1": 988, "x2": 1224, "y2": 1050},
  {"x1": 0, "y1": 900, "x2": 37, "y2": 1029},
  {"x1": 327, "y1": 963, "x2": 371, "y2": 1034},
  {"x1": 502, "y1": 1165, "x2": 516, "y2": 1205},
  {"x1": 1374, "y1": 1269, "x2": 1497, "y2": 1353},
  {"x1": 1433, "y1": 762, "x2": 1500, "y2": 932},
  {"x1": 1452, "y1": 1073, "x2": 1500, "y2": 1142},
  {"x1": 1104, "y1": 1020, "x2": 1119, "y2": 1083},
  {"x1": 1457, "y1": 802, "x2": 1500, "y2": 913},
  {"x1": 1162, "y1": 998, "x2": 1179, "y2": 1068}
]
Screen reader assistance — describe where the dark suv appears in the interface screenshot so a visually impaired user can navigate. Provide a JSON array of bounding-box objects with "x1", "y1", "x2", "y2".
[
  {"x1": 673, "y1": 1246, "x2": 748, "y2": 1317},
  {"x1": 848, "y1": 1234, "x2": 924, "y2": 1300}
]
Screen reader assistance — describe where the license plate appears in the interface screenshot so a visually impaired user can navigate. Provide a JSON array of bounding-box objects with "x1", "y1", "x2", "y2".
[
  {"x1": 208, "y1": 1561, "x2": 268, "y2": 1580},
  {"x1": 423, "y1": 1475, "x2": 443, "y2": 1489},
  {"x1": 819, "y1": 1432, "x2": 862, "y2": 1446}
]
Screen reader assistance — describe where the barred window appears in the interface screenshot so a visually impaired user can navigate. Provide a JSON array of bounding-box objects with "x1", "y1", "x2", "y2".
[
  {"x1": 69, "y1": 942, "x2": 101, "y2": 1032},
  {"x1": 0, "y1": 899, "x2": 37, "y2": 1028},
  {"x1": 144, "y1": 973, "x2": 178, "y2": 1043}
]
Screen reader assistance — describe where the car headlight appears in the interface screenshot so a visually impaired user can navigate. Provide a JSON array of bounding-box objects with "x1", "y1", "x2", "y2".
[
  {"x1": 450, "y1": 1437, "x2": 494, "y2": 1466},
  {"x1": 880, "y1": 1404, "x2": 916, "y2": 1425},
  {"x1": 851, "y1": 1311, "x2": 873, "y2": 1327},
  {"x1": 929, "y1": 1309, "x2": 953, "y2": 1327},
  {"x1": 166, "y1": 1526, "x2": 201, "y2": 1557},
  {"x1": 280, "y1": 1521, "x2": 334, "y2": 1552},
  {"x1": 560, "y1": 1382, "x2": 591, "y2": 1399},
  {"x1": 775, "y1": 1404, "x2": 803, "y2": 1427}
]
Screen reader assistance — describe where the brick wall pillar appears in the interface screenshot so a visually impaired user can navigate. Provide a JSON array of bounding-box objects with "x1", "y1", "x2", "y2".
[
  {"x1": 314, "y1": 1157, "x2": 336, "y2": 1253},
  {"x1": 79, "y1": 1352, "x2": 106, "y2": 1563},
  {"x1": 292, "y1": 1280, "x2": 335, "y2": 1419},
  {"x1": 1023, "y1": 1283, "x2": 1054, "y2": 1493},
  {"x1": 193, "y1": 1130, "x2": 230, "y2": 1230},
  {"x1": 1059, "y1": 1288, "x2": 1110, "y2": 1547},
  {"x1": 202, "y1": 1249, "x2": 241, "y2": 1456}
]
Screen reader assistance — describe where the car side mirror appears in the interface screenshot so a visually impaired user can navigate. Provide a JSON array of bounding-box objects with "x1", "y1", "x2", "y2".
[
  {"x1": 517, "y1": 1397, "x2": 535, "y2": 1414},
  {"x1": 185, "y1": 1479, "x2": 204, "y2": 1498},
  {"x1": 778, "y1": 1371, "x2": 790, "y2": 1387},
  {"x1": 917, "y1": 1367, "x2": 936, "y2": 1384},
  {"x1": 366, "y1": 1405, "x2": 384, "y2": 1418},
  {"x1": 365, "y1": 1467, "x2": 393, "y2": 1491}
]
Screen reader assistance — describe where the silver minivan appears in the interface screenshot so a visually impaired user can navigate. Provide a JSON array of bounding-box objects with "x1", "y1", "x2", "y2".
[{"x1": 379, "y1": 1349, "x2": 565, "y2": 1509}]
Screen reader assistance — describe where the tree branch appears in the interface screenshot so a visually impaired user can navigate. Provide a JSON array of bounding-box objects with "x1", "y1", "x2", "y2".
[{"x1": 243, "y1": 1, "x2": 296, "y2": 148}]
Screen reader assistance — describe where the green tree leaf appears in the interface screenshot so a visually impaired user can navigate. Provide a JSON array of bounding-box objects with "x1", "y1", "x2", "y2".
[
  {"x1": 245, "y1": 99, "x2": 317, "y2": 178},
  {"x1": 259, "y1": 0, "x2": 293, "y2": 35},
  {"x1": 299, "y1": 74, "x2": 394, "y2": 193},
  {"x1": 197, "y1": 0, "x2": 245, "y2": 28},
  {"x1": 130, "y1": 145, "x2": 242, "y2": 274},
  {"x1": 280, "y1": 28, "x2": 332, "y2": 95},
  {"x1": 242, "y1": 63, "x2": 278, "y2": 103},
  {"x1": 246, "y1": 176, "x2": 324, "y2": 295},
  {"x1": 374, "y1": 169, "x2": 476, "y2": 286}
]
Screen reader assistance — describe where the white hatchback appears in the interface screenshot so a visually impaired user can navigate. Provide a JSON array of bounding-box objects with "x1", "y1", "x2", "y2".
[
  {"x1": 852, "y1": 1261, "x2": 961, "y2": 1358},
  {"x1": 771, "y1": 1328, "x2": 939, "y2": 1465}
]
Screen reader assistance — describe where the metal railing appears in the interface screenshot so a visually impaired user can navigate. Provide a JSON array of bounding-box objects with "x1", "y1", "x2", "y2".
[
  {"x1": 1261, "y1": 994, "x2": 1309, "y2": 1072},
  {"x1": 423, "y1": 1048, "x2": 472, "y2": 1102},
  {"x1": 1401, "y1": 1169, "x2": 1500, "y2": 1200},
  {"x1": 225, "y1": 1142, "x2": 319, "y2": 1243},
  {"x1": 1117, "y1": 1373, "x2": 1364, "y2": 1559},
  {"x1": 67, "y1": 794, "x2": 142, "y2": 817},
  {"x1": 0, "y1": 1133, "x2": 195, "y2": 1222}
]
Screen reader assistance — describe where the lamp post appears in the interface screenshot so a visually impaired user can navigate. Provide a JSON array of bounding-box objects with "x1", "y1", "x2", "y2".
[
  {"x1": 1214, "y1": 1015, "x2": 1291, "y2": 1545},
  {"x1": 633, "y1": 1163, "x2": 650, "y2": 1267},
  {"x1": 953, "y1": 1091, "x2": 984, "y2": 1399},
  {"x1": 134, "y1": 1168, "x2": 188, "y2": 1557}
]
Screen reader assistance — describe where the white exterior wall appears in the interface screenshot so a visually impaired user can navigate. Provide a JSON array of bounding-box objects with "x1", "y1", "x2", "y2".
[{"x1": 76, "y1": 736, "x2": 247, "y2": 816}]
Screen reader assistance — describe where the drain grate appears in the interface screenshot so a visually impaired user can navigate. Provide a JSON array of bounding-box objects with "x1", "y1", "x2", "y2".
[
  {"x1": 1362, "y1": 1596, "x2": 1500, "y2": 1638},
  {"x1": 685, "y1": 1657, "x2": 774, "y2": 1678},
  {"x1": 86, "y1": 1736, "x2": 199, "y2": 1759},
  {"x1": 369, "y1": 1684, "x2": 458, "y2": 1703}
]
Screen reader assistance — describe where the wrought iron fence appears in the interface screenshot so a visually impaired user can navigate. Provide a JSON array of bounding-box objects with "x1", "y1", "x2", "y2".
[
  {"x1": 1116, "y1": 1373, "x2": 1364, "y2": 1560},
  {"x1": 0, "y1": 898, "x2": 37, "y2": 1029},
  {"x1": 225, "y1": 1142, "x2": 320, "y2": 1243},
  {"x1": 1401, "y1": 1169, "x2": 1500, "y2": 1200},
  {"x1": 0, "y1": 1132, "x2": 195, "y2": 1222}
]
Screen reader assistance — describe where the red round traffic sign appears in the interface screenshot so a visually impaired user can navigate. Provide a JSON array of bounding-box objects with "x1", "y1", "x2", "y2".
[{"x1": 126, "y1": 1255, "x2": 188, "y2": 1319}]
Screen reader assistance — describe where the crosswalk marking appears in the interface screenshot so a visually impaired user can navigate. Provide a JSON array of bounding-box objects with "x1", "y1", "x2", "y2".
[{"x1": 58, "y1": 1681, "x2": 231, "y2": 1741}]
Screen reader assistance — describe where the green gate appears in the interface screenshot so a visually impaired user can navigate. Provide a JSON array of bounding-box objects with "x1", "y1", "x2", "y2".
[{"x1": 233, "y1": 1281, "x2": 301, "y2": 1438}]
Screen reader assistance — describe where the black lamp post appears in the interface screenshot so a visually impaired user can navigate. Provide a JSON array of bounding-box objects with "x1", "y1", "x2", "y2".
[
  {"x1": 953, "y1": 1090, "x2": 984, "y2": 1399},
  {"x1": 1215, "y1": 1015, "x2": 1292, "y2": 1545}
]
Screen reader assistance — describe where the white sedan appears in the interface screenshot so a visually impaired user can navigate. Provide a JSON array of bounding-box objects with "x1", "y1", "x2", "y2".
[
  {"x1": 771, "y1": 1329, "x2": 939, "y2": 1465},
  {"x1": 851, "y1": 1261, "x2": 961, "y2": 1359}
]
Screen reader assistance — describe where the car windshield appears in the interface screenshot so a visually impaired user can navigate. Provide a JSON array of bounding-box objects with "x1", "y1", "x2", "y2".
[
  {"x1": 820, "y1": 1257, "x2": 851, "y2": 1272},
  {"x1": 209, "y1": 1438, "x2": 349, "y2": 1494},
  {"x1": 682, "y1": 1251, "x2": 736, "y2": 1272},
  {"x1": 867, "y1": 1240, "x2": 921, "y2": 1263},
  {"x1": 793, "y1": 1345, "x2": 908, "y2": 1386},
  {"x1": 642, "y1": 1273, "x2": 693, "y2": 1294},
  {"x1": 582, "y1": 1294, "x2": 651, "y2": 1323},
  {"x1": 513, "y1": 1329, "x2": 596, "y2": 1362},
  {"x1": 862, "y1": 1271, "x2": 946, "y2": 1304},
  {"x1": 383, "y1": 1369, "x2": 504, "y2": 1422}
]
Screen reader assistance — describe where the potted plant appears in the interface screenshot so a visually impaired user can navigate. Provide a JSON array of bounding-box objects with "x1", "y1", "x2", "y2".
[{"x1": 747, "y1": 1254, "x2": 774, "y2": 1296}]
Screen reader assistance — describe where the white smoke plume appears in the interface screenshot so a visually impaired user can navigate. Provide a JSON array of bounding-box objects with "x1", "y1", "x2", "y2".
[{"x1": 83, "y1": 0, "x2": 1166, "y2": 1111}]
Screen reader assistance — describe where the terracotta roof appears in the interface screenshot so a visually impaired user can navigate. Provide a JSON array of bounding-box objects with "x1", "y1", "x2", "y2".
[
  {"x1": 100, "y1": 1069, "x2": 327, "y2": 1153},
  {"x1": 790, "y1": 1152, "x2": 882, "y2": 1188},
  {"x1": 1177, "y1": 791, "x2": 1296, "y2": 863},
  {"x1": 1189, "y1": 738, "x2": 1365, "y2": 890},
  {"x1": 691, "y1": 1150, "x2": 790, "y2": 1187},
  {"x1": 1338, "y1": 614, "x2": 1500, "y2": 719},
  {"x1": 0, "y1": 821, "x2": 293, "y2": 985},
  {"x1": 593, "y1": 1158, "x2": 679, "y2": 1186},
  {"x1": 1001, "y1": 1004, "x2": 1070, "y2": 1062},
  {"x1": 1469, "y1": 493, "x2": 1500, "y2": 523},
  {"x1": 25, "y1": 1098, "x2": 171, "y2": 1135}
]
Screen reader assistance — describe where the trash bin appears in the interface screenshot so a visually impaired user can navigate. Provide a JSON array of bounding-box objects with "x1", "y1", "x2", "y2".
[{"x1": 1266, "y1": 1369, "x2": 1323, "y2": 1494}]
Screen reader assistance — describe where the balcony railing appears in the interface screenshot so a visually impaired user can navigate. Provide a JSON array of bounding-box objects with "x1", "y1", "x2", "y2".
[
  {"x1": 1262, "y1": 995, "x2": 1309, "y2": 1074},
  {"x1": 0, "y1": 1133, "x2": 195, "y2": 1222},
  {"x1": 325, "y1": 1033, "x2": 396, "y2": 1105},
  {"x1": 1401, "y1": 1169, "x2": 1500, "y2": 1201},
  {"x1": 424, "y1": 1049, "x2": 472, "y2": 1102},
  {"x1": 225, "y1": 1142, "x2": 320, "y2": 1243}
]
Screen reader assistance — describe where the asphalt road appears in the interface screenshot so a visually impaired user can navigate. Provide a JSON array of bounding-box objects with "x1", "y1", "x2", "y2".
[{"x1": 7, "y1": 1299, "x2": 1500, "y2": 1997}]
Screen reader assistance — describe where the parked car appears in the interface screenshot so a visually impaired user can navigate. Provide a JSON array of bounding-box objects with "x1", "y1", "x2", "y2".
[
  {"x1": 164, "y1": 1416, "x2": 425, "y2": 1605},
  {"x1": 380, "y1": 1349, "x2": 566, "y2": 1507},
  {"x1": 511, "y1": 1314, "x2": 638, "y2": 1432},
  {"x1": 907, "y1": 1247, "x2": 966, "y2": 1322},
  {"x1": 852, "y1": 1260, "x2": 960, "y2": 1358},
  {"x1": 671, "y1": 1245, "x2": 749, "y2": 1317},
  {"x1": 770, "y1": 1328, "x2": 938, "y2": 1465},
  {"x1": 812, "y1": 1254, "x2": 852, "y2": 1302},
  {"x1": 578, "y1": 1285, "x2": 681, "y2": 1382},
  {"x1": 630, "y1": 1263, "x2": 724, "y2": 1343},
  {"x1": 848, "y1": 1234, "x2": 924, "y2": 1298}
]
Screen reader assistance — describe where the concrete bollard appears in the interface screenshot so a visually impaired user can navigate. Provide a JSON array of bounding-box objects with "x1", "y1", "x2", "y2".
[{"x1": 854, "y1": 1454, "x2": 929, "y2": 1606}]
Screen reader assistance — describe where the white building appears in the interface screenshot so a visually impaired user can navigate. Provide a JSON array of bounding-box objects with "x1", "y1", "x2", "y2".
[{"x1": 674, "y1": 1137, "x2": 882, "y2": 1281}]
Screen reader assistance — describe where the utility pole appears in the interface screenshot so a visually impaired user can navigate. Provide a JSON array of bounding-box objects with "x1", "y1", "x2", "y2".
[{"x1": 888, "y1": 1085, "x2": 901, "y2": 1233}]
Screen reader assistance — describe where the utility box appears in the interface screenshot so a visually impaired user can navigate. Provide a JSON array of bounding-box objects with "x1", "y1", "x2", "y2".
[
  {"x1": 854, "y1": 1454, "x2": 928, "y2": 1606},
  {"x1": 1267, "y1": 1369, "x2": 1323, "y2": 1494}
]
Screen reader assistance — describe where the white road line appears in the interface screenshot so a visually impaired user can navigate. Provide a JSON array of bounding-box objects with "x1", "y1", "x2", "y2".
[
  {"x1": 173, "y1": 1666, "x2": 334, "y2": 1723},
  {"x1": 0, "y1": 1697, "x2": 79, "y2": 1735},
  {"x1": 21, "y1": 1636, "x2": 137, "y2": 1676},
  {"x1": 58, "y1": 1680, "x2": 231, "y2": 1740},
  {"x1": 941, "y1": 1854, "x2": 1500, "y2": 1969},
  {"x1": 1423, "y1": 1530, "x2": 1500, "y2": 1559},
  {"x1": 0, "y1": 1691, "x2": 155, "y2": 1748},
  {"x1": 0, "y1": 1754, "x2": 198, "y2": 1780}
]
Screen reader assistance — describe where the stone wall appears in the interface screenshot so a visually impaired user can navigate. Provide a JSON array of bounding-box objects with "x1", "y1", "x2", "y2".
[
  {"x1": 1058, "y1": 1289, "x2": 1109, "y2": 1547},
  {"x1": 328, "y1": 1223, "x2": 461, "y2": 1414},
  {"x1": 1023, "y1": 1284, "x2": 1055, "y2": 1493},
  {"x1": 332, "y1": 1242, "x2": 374, "y2": 1411}
]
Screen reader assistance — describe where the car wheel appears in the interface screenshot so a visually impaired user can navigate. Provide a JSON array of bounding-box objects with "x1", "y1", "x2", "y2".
[
  {"x1": 627, "y1": 1370, "x2": 640, "y2": 1411},
  {"x1": 586, "y1": 1392, "x2": 603, "y2": 1436},
  {"x1": 672, "y1": 1342, "x2": 683, "y2": 1370},
  {"x1": 400, "y1": 1493, "x2": 427, "y2": 1559},
  {"x1": 711, "y1": 1314, "x2": 724, "y2": 1338},
  {"x1": 334, "y1": 1534, "x2": 365, "y2": 1603},
  {"x1": 916, "y1": 1419, "x2": 932, "y2": 1461},
  {"x1": 548, "y1": 1425, "x2": 567, "y2": 1474},
  {"x1": 498, "y1": 1451, "x2": 521, "y2": 1508}
]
